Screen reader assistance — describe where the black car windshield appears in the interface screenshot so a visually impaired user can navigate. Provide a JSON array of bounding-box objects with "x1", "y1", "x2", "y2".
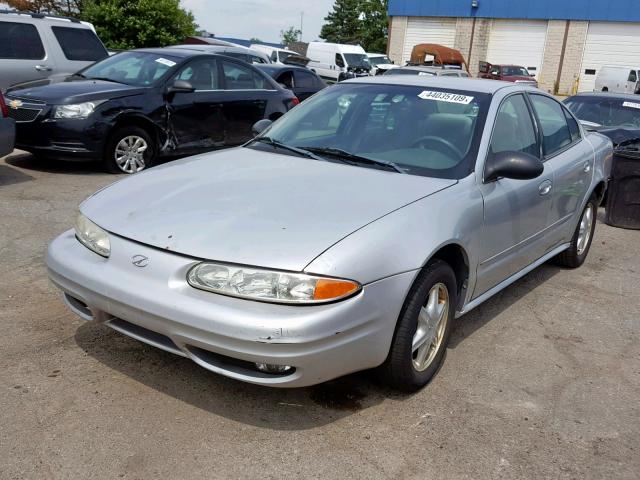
[
  {"x1": 565, "y1": 96, "x2": 640, "y2": 128},
  {"x1": 252, "y1": 83, "x2": 491, "y2": 179},
  {"x1": 502, "y1": 66, "x2": 530, "y2": 76},
  {"x1": 80, "y1": 51, "x2": 180, "y2": 86},
  {"x1": 344, "y1": 54, "x2": 370, "y2": 69},
  {"x1": 369, "y1": 55, "x2": 392, "y2": 66}
]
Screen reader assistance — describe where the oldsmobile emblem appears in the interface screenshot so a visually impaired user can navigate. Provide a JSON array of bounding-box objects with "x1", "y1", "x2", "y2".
[
  {"x1": 131, "y1": 254, "x2": 149, "y2": 267},
  {"x1": 8, "y1": 99, "x2": 23, "y2": 109}
]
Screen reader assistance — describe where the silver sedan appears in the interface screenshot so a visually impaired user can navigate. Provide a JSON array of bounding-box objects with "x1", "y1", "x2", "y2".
[{"x1": 46, "y1": 77, "x2": 612, "y2": 390}]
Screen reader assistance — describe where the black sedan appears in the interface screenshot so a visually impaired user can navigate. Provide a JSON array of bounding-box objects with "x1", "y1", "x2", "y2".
[
  {"x1": 256, "y1": 65, "x2": 326, "y2": 102},
  {"x1": 564, "y1": 92, "x2": 640, "y2": 144},
  {"x1": 5, "y1": 48, "x2": 297, "y2": 173}
]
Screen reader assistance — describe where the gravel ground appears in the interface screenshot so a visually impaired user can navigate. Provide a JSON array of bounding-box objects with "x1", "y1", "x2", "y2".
[{"x1": 1, "y1": 152, "x2": 639, "y2": 479}]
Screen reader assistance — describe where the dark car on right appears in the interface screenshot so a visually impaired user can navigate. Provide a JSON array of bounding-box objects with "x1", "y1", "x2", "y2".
[{"x1": 564, "y1": 92, "x2": 640, "y2": 134}]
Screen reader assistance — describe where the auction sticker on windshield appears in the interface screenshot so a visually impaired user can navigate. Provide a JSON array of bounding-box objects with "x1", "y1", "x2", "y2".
[
  {"x1": 418, "y1": 91, "x2": 474, "y2": 104},
  {"x1": 623, "y1": 101, "x2": 640, "y2": 110},
  {"x1": 155, "y1": 58, "x2": 176, "y2": 67}
]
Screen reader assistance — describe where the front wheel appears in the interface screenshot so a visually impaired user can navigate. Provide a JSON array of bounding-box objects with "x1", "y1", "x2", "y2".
[
  {"x1": 104, "y1": 126, "x2": 155, "y2": 174},
  {"x1": 378, "y1": 259, "x2": 457, "y2": 391},
  {"x1": 554, "y1": 195, "x2": 597, "y2": 268}
]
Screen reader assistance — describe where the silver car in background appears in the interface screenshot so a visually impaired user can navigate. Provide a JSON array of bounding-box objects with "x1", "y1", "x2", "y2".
[{"x1": 46, "y1": 77, "x2": 612, "y2": 390}]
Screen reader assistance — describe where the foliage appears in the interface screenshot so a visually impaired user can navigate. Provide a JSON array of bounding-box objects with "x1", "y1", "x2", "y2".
[
  {"x1": 80, "y1": 0, "x2": 197, "y2": 49},
  {"x1": 280, "y1": 26, "x2": 301, "y2": 46},
  {"x1": 320, "y1": 0, "x2": 388, "y2": 53}
]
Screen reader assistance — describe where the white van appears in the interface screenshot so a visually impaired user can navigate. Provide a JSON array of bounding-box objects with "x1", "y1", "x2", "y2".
[
  {"x1": 594, "y1": 66, "x2": 640, "y2": 94},
  {"x1": 306, "y1": 42, "x2": 371, "y2": 83},
  {"x1": 250, "y1": 44, "x2": 303, "y2": 65}
]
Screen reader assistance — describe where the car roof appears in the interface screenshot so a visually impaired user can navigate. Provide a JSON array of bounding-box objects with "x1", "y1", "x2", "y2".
[
  {"x1": 344, "y1": 75, "x2": 517, "y2": 94},
  {"x1": 567, "y1": 92, "x2": 640, "y2": 101},
  {"x1": 133, "y1": 47, "x2": 208, "y2": 58}
]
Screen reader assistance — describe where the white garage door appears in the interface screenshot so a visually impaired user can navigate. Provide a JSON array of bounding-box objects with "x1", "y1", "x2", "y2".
[
  {"x1": 402, "y1": 17, "x2": 456, "y2": 64},
  {"x1": 580, "y1": 22, "x2": 640, "y2": 92},
  {"x1": 486, "y1": 20, "x2": 548, "y2": 78}
]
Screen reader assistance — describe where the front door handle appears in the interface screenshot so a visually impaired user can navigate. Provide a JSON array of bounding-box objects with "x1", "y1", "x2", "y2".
[
  {"x1": 35, "y1": 65, "x2": 52, "y2": 72},
  {"x1": 538, "y1": 180, "x2": 553, "y2": 196},
  {"x1": 583, "y1": 162, "x2": 592, "y2": 173}
]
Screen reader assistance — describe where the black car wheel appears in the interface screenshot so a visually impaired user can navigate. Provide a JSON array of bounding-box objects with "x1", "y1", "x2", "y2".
[
  {"x1": 378, "y1": 259, "x2": 457, "y2": 391},
  {"x1": 104, "y1": 126, "x2": 156, "y2": 174}
]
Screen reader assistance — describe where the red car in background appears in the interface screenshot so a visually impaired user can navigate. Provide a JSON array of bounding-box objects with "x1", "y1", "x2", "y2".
[{"x1": 479, "y1": 62, "x2": 538, "y2": 87}]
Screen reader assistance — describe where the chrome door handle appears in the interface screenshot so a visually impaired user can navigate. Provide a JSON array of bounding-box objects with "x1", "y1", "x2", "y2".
[
  {"x1": 583, "y1": 163, "x2": 592, "y2": 173},
  {"x1": 538, "y1": 181, "x2": 552, "y2": 196},
  {"x1": 35, "y1": 65, "x2": 52, "y2": 72}
]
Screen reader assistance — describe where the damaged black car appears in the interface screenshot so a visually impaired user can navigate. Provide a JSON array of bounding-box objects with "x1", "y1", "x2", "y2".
[{"x1": 5, "y1": 48, "x2": 298, "y2": 173}]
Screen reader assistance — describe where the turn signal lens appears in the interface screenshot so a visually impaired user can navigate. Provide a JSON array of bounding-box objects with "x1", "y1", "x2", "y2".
[{"x1": 313, "y1": 279, "x2": 360, "y2": 300}]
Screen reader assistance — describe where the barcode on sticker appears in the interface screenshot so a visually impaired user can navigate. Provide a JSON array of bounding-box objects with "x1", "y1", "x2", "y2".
[
  {"x1": 622, "y1": 101, "x2": 640, "y2": 110},
  {"x1": 155, "y1": 58, "x2": 176, "y2": 67},
  {"x1": 418, "y1": 91, "x2": 474, "y2": 104}
]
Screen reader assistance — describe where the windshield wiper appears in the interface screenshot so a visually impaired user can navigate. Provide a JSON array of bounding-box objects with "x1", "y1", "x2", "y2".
[
  {"x1": 252, "y1": 137, "x2": 324, "y2": 161},
  {"x1": 301, "y1": 147, "x2": 405, "y2": 173},
  {"x1": 86, "y1": 76, "x2": 125, "y2": 84}
]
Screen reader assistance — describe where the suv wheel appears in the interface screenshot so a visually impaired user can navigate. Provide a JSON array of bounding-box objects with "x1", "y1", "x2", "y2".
[
  {"x1": 378, "y1": 259, "x2": 457, "y2": 391},
  {"x1": 104, "y1": 126, "x2": 155, "y2": 174}
]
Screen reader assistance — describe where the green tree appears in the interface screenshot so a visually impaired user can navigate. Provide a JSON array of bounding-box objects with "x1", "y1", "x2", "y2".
[
  {"x1": 80, "y1": 0, "x2": 197, "y2": 49},
  {"x1": 280, "y1": 26, "x2": 301, "y2": 46},
  {"x1": 319, "y1": 0, "x2": 388, "y2": 52}
]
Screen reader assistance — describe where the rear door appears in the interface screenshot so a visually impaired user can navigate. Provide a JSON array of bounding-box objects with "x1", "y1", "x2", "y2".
[
  {"x1": 219, "y1": 59, "x2": 270, "y2": 146},
  {"x1": 475, "y1": 93, "x2": 552, "y2": 297},
  {"x1": 528, "y1": 94, "x2": 593, "y2": 247},
  {"x1": 168, "y1": 57, "x2": 226, "y2": 153},
  {"x1": 0, "y1": 20, "x2": 51, "y2": 90}
]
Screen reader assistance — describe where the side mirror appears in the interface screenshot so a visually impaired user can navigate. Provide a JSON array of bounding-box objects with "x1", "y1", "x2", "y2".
[
  {"x1": 485, "y1": 151, "x2": 543, "y2": 182},
  {"x1": 166, "y1": 80, "x2": 195, "y2": 95},
  {"x1": 252, "y1": 118, "x2": 273, "y2": 136},
  {"x1": 579, "y1": 119, "x2": 602, "y2": 131},
  {"x1": 530, "y1": 73, "x2": 536, "y2": 77}
]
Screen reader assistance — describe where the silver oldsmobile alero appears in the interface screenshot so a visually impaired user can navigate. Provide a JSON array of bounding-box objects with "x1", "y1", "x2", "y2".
[{"x1": 46, "y1": 77, "x2": 612, "y2": 391}]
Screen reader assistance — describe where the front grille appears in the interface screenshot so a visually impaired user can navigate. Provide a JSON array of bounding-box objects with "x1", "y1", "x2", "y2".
[{"x1": 8, "y1": 107, "x2": 42, "y2": 123}]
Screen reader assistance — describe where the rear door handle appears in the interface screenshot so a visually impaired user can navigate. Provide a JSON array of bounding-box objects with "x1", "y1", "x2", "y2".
[
  {"x1": 35, "y1": 65, "x2": 52, "y2": 72},
  {"x1": 538, "y1": 180, "x2": 552, "y2": 196},
  {"x1": 583, "y1": 162, "x2": 592, "y2": 173}
]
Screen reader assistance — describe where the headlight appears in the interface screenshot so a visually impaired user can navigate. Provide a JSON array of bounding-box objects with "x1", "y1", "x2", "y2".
[
  {"x1": 187, "y1": 262, "x2": 360, "y2": 304},
  {"x1": 53, "y1": 101, "x2": 103, "y2": 119},
  {"x1": 75, "y1": 214, "x2": 110, "y2": 257}
]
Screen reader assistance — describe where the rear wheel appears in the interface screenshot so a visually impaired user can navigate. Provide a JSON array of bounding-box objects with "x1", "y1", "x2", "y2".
[
  {"x1": 104, "y1": 126, "x2": 155, "y2": 174},
  {"x1": 554, "y1": 195, "x2": 597, "y2": 268},
  {"x1": 378, "y1": 259, "x2": 457, "y2": 391}
]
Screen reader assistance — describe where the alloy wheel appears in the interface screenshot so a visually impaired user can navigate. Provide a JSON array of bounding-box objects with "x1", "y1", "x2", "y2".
[
  {"x1": 114, "y1": 135, "x2": 148, "y2": 174},
  {"x1": 411, "y1": 282, "x2": 449, "y2": 372}
]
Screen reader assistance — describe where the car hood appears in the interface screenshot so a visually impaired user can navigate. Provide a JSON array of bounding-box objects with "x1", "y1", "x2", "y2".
[
  {"x1": 6, "y1": 79, "x2": 146, "y2": 104},
  {"x1": 504, "y1": 75, "x2": 537, "y2": 83},
  {"x1": 81, "y1": 148, "x2": 456, "y2": 272}
]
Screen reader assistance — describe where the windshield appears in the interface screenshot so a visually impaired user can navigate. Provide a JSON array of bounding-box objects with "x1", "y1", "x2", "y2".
[
  {"x1": 369, "y1": 55, "x2": 391, "y2": 66},
  {"x1": 565, "y1": 97, "x2": 640, "y2": 128},
  {"x1": 79, "y1": 51, "x2": 180, "y2": 86},
  {"x1": 278, "y1": 51, "x2": 300, "y2": 62},
  {"x1": 251, "y1": 84, "x2": 490, "y2": 179},
  {"x1": 344, "y1": 53, "x2": 370, "y2": 69},
  {"x1": 502, "y1": 66, "x2": 530, "y2": 76}
]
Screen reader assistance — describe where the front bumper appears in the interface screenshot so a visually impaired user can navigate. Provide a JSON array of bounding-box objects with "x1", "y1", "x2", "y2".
[{"x1": 46, "y1": 231, "x2": 414, "y2": 387}]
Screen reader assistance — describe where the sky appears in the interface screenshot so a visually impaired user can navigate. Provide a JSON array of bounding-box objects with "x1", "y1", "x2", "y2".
[{"x1": 181, "y1": 0, "x2": 336, "y2": 43}]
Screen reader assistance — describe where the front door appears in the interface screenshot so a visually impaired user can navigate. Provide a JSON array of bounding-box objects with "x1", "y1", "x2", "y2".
[
  {"x1": 168, "y1": 57, "x2": 225, "y2": 153},
  {"x1": 475, "y1": 93, "x2": 552, "y2": 297},
  {"x1": 219, "y1": 59, "x2": 269, "y2": 146}
]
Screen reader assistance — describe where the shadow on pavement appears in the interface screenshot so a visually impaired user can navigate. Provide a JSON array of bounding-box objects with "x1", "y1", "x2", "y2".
[
  {"x1": 0, "y1": 163, "x2": 34, "y2": 186},
  {"x1": 74, "y1": 323, "x2": 410, "y2": 430},
  {"x1": 4, "y1": 151, "x2": 109, "y2": 175}
]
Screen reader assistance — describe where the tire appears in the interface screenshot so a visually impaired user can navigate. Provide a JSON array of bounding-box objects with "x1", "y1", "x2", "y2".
[
  {"x1": 103, "y1": 125, "x2": 155, "y2": 174},
  {"x1": 554, "y1": 195, "x2": 597, "y2": 268},
  {"x1": 378, "y1": 259, "x2": 457, "y2": 391}
]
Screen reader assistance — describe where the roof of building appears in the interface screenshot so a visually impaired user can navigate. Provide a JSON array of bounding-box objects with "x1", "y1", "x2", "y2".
[{"x1": 388, "y1": 0, "x2": 640, "y2": 23}]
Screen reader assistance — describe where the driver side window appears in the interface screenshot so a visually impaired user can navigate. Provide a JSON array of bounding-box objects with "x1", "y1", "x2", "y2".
[
  {"x1": 175, "y1": 58, "x2": 219, "y2": 90},
  {"x1": 489, "y1": 94, "x2": 539, "y2": 157},
  {"x1": 335, "y1": 53, "x2": 345, "y2": 68}
]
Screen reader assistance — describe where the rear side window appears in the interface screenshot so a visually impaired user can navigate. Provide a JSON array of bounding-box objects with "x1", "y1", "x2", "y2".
[
  {"x1": 0, "y1": 22, "x2": 45, "y2": 60},
  {"x1": 529, "y1": 94, "x2": 573, "y2": 156},
  {"x1": 51, "y1": 26, "x2": 107, "y2": 61},
  {"x1": 222, "y1": 61, "x2": 266, "y2": 90},
  {"x1": 294, "y1": 70, "x2": 316, "y2": 88},
  {"x1": 490, "y1": 94, "x2": 539, "y2": 157}
]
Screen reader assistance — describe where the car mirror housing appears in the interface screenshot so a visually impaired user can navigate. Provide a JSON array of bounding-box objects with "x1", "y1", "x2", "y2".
[
  {"x1": 485, "y1": 151, "x2": 544, "y2": 182},
  {"x1": 252, "y1": 118, "x2": 273, "y2": 136},
  {"x1": 166, "y1": 80, "x2": 195, "y2": 96}
]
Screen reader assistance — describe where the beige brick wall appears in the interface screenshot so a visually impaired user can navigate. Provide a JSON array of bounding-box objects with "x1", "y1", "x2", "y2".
[
  {"x1": 558, "y1": 21, "x2": 588, "y2": 95},
  {"x1": 466, "y1": 18, "x2": 491, "y2": 77},
  {"x1": 454, "y1": 18, "x2": 474, "y2": 58},
  {"x1": 539, "y1": 20, "x2": 566, "y2": 93},
  {"x1": 388, "y1": 16, "x2": 408, "y2": 65}
]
